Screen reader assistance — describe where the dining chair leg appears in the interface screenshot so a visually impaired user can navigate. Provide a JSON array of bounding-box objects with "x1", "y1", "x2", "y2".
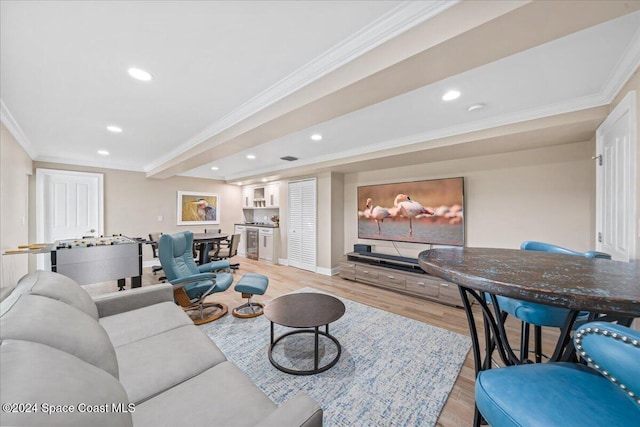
[
  {"x1": 473, "y1": 405, "x2": 486, "y2": 427},
  {"x1": 520, "y1": 321, "x2": 530, "y2": 362},
  {"x1": 534, "y1": 325, "x2": 542, "y2": 363}
]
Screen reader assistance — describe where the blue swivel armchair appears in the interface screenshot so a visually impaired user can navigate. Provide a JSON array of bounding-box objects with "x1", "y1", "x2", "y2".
[
  {"x1": 158, "y1": 231, "x2": 234, "y2": 324},
  {"x1": 493, "y1": 241, "x2": 611, "y2": 362},
  {"x1": 476, "y1": 321, "x2": 640, "y2": 426}
]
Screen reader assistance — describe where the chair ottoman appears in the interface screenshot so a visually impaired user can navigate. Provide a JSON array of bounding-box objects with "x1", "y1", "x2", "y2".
[{"x1": 232, "y1": 273, "x2": 269, "y2": 318}]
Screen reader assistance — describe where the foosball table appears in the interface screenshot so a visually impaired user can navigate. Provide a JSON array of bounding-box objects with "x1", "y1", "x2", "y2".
[{"x1": 51, "y1": 235, "x2": 143, "y2": 290}]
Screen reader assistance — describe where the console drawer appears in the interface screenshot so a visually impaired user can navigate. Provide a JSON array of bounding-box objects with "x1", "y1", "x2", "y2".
[
  {"x1": 339, "y1": 261, "x2": 356, "y2": 280},
  {"x1": 406, "y1": 276, "x2": 439, "y2": 297},
  {"x1": 378, "y1": 272, "x2": 406, "y2": 290},
  {"x1": 439, "y1": 282, "x2": 461, "y2": 305},
  {"x1": 355, "y1": 265, "x2": 379, "y2": 283}
]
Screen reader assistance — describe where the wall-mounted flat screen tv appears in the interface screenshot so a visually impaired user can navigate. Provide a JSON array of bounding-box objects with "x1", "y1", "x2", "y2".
[{"x1": 357, "y1": 177, "x2": 464, "y2": 246}]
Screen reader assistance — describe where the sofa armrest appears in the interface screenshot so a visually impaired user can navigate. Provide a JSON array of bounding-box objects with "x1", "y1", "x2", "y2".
[
  {"x1": 255, "y1": 393, "x2": 323, "y2": 427},
  {"x1": 92, "y1": 283, "x2": 174, "y2": 318}
]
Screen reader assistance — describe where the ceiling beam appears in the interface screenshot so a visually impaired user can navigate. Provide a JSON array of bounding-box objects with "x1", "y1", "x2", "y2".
[
  {"x1": 146, "y1": 1, "x2": 638, "y2": 179},
  {"x1": 231, "y1": 105, "x2": 610, "y2": 184}
]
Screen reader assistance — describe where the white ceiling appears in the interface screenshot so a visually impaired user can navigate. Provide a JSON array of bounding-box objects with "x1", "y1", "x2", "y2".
[{"x1": 2, "y1": 1, "x2": 639, "y2": 183}]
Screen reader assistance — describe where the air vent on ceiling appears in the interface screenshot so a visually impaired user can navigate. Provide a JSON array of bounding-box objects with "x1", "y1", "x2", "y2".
[{"x1": 280, "y1": 156, "x2": 298, "y2": 161}]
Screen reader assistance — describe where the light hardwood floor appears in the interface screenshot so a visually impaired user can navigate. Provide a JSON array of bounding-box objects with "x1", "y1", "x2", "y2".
[{"x1": 85, "y1": 256, "x2": 561, "y2": 427}]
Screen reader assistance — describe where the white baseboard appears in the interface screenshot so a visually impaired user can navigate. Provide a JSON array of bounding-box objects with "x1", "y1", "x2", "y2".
[
  {"x1": 281, "y1": 260, "x2": 337, "y2": 276},
  {"x1": 142, "y1": 260, "x2": 160, "y2": 269},
  {"x1": 316, "y1": 266, "x2": 340, "y2": 276}
]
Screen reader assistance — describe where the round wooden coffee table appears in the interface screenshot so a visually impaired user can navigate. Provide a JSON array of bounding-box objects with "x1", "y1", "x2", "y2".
[{"x1": 264, "y1": 293, "x2": 345, "y2": 375}]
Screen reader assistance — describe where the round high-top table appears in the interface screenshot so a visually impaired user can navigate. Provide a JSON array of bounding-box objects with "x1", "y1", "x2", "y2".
[
  {"x1": 264, "y1": 293, "x2": 345, "y2": 375},
  {"x1": 418, "y1": 248, "x2": 640, "y2": 366},
  {"x1": 419, "y1": 247, "x2": 640, "y2": 427}
]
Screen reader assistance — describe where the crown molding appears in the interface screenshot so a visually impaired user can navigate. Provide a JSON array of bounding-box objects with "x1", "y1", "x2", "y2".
[
  {"x1": 601, "y1": 23, "x2": 640, "y2": 103},
  {"x1": 34, "y1": 155, "x2": 145, "y2": 173},
  {"x1": 144, "y1": 0, "x2": 459, "y2": 173},
  {"x1": 0, "y1": 100, "x2": 37, "y2": 159}
]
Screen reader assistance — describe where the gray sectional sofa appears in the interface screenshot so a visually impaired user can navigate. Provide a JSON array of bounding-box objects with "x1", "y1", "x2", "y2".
[{"x1": 0, "y1": 271, "x2": 322, "y2": 427}]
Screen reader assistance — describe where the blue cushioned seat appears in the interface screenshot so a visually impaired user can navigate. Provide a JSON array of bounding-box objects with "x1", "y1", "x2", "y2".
[
  {"x1": 234, "y1": 273, "x2": 269, "y2": 296},
  {"x1": 476, "y1": 322, "x2": 640, "y2": 427},
  {"x1": 185, "y1": 272, "x2": 233, "y2": 301},
  {"x1": 232, "y1": 273, "x2": 269, "y2": 318},
  {"x1": 476, "y1": 363, "x2": 639, "y2": 427},
  {"x1": 158, "y1": 231, "x2": 234, "y2": 324}
]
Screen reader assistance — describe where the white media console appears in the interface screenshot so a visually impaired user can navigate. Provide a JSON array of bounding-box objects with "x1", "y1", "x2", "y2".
[{"x1": 339, "y1": 251, "x2": 463, "y2": 307}]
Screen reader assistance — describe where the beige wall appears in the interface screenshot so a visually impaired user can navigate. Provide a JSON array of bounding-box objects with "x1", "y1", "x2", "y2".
[
  {"x1": 30, "y1": 162, "x2": 242, "y2": 263},
  {"x1": 317, "y1": 173, "x2": 332, "y2": 271},
  {"x1": 316, "y1": 172, "x2": 346, "y2": 272},
  {"x1": 344, "y1": 141, "x2": 596, "y2": 258},
  {"x1": 330, "y1": 173, "x2": 345, "y2": 269},
  {"x1": 0, "y1": 123, "x2": 33, "y2": 287},
  {"x1": 608, "y1": 68, "x2": 640, "y2": 259}
]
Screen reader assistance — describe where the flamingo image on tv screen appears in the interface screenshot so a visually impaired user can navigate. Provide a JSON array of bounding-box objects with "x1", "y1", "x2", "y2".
[{"x1": 357, "y1": 177, "x2": 464, "y2": 246}]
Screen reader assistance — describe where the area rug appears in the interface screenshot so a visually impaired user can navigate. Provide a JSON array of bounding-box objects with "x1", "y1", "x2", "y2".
[{"x1": 200, "y1": 288, "x2": 470, "y2": 426}]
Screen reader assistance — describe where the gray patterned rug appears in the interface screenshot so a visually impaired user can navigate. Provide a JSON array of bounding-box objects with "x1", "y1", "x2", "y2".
[{"x1": 200, "y1": 288, "x2": 470, "y2": 426}]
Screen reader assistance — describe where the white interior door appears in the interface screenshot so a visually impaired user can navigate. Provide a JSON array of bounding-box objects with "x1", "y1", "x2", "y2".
[
  {"x1": 288, "y1": 178, "x2": 316, "y2": 272},
  {"x1": 595, "y1": 91, "x2": 637, "y2": 262},
  {"x1": 36, "y1": 169, "x2": 104, "y2": 269},
  {"x1": 288, "y1": 181, "x2": 303, "y2": 268},
  {"x1": 301, "y1": 179, "x2": 317, "y2": 271}
]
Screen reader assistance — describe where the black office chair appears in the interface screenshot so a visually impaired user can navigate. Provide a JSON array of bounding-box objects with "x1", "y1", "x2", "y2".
[
  {"x1": 210, "y1": 233, "x2": 240, "y2": 271},
  {"x1": 148, "y1": 232, "x2": 166, "y2": 282}
]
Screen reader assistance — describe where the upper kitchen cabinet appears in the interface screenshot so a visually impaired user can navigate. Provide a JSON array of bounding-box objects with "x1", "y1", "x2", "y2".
[
  {"x1": 265, "y1": 183, "x2": 279, "y2": 208},
  {"x1": 242, "y1": 187, "x2": 253, "y2": 208},
  {"x1": 242, "y1": 183, "x2": 280, "y2": 209}
]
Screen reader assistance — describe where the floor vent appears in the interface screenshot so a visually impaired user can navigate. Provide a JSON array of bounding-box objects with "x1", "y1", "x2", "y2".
[{"x1": 280, "y1": 156, "x2": 298, "y2": 161}]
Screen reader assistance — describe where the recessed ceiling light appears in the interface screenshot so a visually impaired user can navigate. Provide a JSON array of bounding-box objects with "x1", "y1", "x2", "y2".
[
  {"x1": 246, "y1": 154, "x2": 256, "y2": 160},
  {"x1": 261, "y1": 178, "x2": 267, "y2": 182},
  {"x1": 106, "y1": 125, "x2": 122, "y2": 133},
  {"x1": 467, "y1": 103, "x2": 485, "y2": 112},
  {"x1": 442, "y1": 90, "x2": 461, "y2": 101},
  {"x1": 128, "y1": 67, "x2": 152, "y2": 81},
  {"x1": 311, "y1": 133, "x2": 322, "y2": 141},
  {"x1": 97, "y1": 150, "x2": 109, "y2": 156},
  {"x1": 210, "y1": 166, "x2": 219, "y2": 171},
  {"x1": 237, "y1": 182, "x2": 242, "y2": 186}
]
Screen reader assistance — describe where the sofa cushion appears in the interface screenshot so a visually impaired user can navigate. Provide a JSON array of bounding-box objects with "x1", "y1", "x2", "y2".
[
  {"x1": 132, "y1": 361, "x2": 276, "y2": 427},
  {"x1": 0, "y1": 294, "x2": 119, "y2": 378},
  {"x1": 116, "y1": 325, "x2": 226, "y2": 403},
  {"x1": 100, "y1": 301, "x2": 193, "y2": 347},
  {"x1": 12, "y1": 270, "x2": 99, "y2": 319},
  {"x1": 0, "y1": 339, "x2": 132, "y2": 427}
]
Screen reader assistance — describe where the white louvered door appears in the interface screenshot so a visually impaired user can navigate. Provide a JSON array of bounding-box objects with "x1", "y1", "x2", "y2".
[{"x1": 288, "y1": 178, "x2": 316, "y2": 272}]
